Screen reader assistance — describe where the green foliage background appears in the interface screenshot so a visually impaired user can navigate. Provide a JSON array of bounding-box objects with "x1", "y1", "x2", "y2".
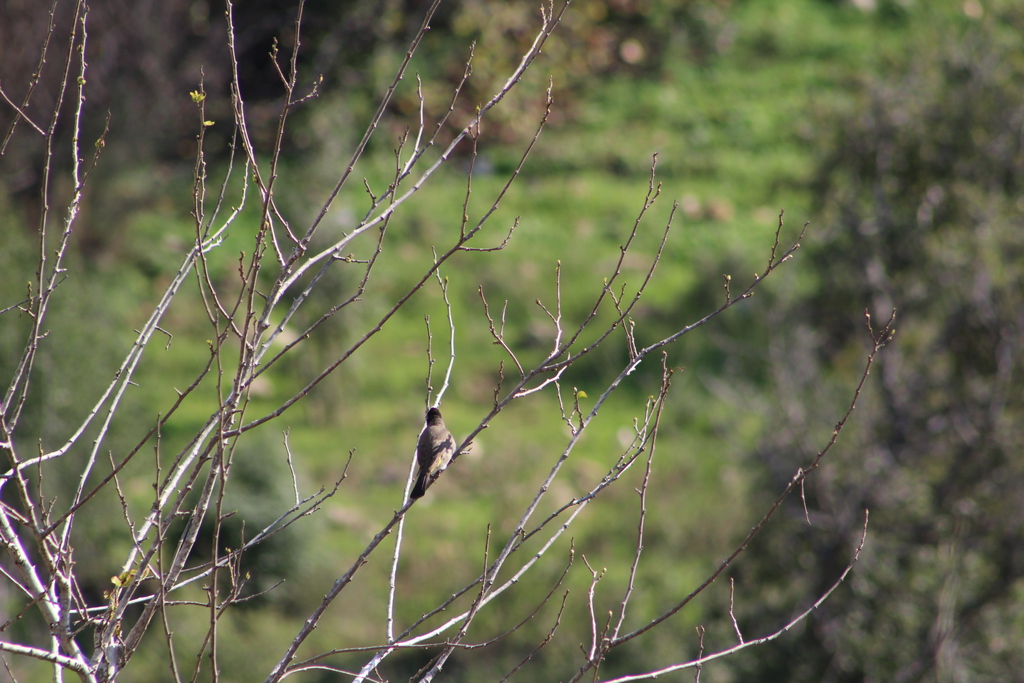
[{"x1": 1, "y1": 0, "x2": 1022, "y2": 680}]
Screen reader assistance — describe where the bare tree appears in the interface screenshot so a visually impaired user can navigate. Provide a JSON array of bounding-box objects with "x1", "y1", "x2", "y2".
[{"x1": 0, "y1": 1, "x2": 891, "y2": 681}]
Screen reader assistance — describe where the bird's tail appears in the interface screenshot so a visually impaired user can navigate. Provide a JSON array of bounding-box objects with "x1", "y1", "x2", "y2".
[{"x1": 410, "y1": 469, "x2": 429, "y2": 499}]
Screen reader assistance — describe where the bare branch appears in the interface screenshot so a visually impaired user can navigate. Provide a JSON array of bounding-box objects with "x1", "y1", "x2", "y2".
[{"x1": 598, "y1": 512, "x2": 870, "y2": 683}]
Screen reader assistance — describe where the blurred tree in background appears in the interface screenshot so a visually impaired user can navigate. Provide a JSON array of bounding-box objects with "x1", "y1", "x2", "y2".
[{"x1": 729, "y1": 5, "x2": 1024, "y2": 681}]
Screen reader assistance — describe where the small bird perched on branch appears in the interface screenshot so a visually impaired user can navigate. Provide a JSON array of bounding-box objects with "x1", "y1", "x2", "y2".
[{"x1": 411, "y1": 407, "x2": 456, "y2": 499}]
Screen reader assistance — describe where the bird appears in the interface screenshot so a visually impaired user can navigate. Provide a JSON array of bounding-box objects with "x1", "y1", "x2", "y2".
[{"x1": 411, "y1": 407, "x2": 456, "y2": 499}]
